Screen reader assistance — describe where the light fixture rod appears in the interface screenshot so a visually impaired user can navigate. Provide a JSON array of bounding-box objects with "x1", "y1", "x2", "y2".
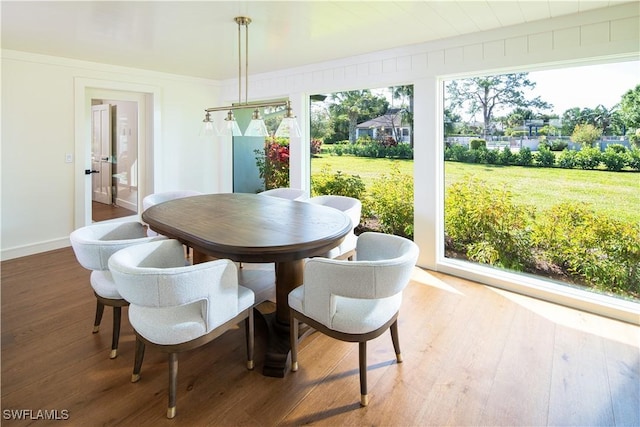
[
  {"x1": 234, "y1": 16, "x2": 251, "y2": 105},
  {"x1": 205, "y1": 100, "x2": 292, "y2": 113}
]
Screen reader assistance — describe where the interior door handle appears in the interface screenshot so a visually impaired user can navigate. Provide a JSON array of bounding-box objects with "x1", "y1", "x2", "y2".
[{"x1": 85, "y1": 169, "x2": 100, "y2": 175}]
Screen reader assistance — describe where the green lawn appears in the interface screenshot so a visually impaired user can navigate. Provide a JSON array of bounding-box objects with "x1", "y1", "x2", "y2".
[{"x1": 311, "y1": 154, "x2": 640, "y2": 224}]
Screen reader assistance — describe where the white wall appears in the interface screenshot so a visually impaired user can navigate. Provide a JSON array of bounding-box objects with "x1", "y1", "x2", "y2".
[{"x1": 1, "y1": 50, "x2": 221, "y2": 259}]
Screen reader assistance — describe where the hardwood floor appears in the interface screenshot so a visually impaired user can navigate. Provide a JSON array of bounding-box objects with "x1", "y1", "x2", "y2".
[
  {"x1": 2, "y1": 247, "x2": 638, "y2": 426},
  {"x1": 92, "y1": 201, "x2": 136, "y2": 222}
]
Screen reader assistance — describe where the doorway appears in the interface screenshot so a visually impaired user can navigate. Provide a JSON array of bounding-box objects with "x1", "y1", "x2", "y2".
[
  {"x1": 90, "y1": 99, "x2": 139, "y2": 222},
  {"x1": 74, "y1": 79, "x2": 158, "y2": 229}
]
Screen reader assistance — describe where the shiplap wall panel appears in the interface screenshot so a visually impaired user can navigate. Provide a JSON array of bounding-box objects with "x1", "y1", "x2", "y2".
[
  {"x1": 504, "y1": 36, "x2": 529, "y2": 57},
  {"x1": 581, "y1": 22, "x2": 611, "y2": 45},
  {"x1": 464, "y1": 44, "x2": 484, "y2": 63},
  {"x1": 553, "y1": 27, "x2": 581, "y2": 50},
  {"x1": 483, "y1": 40, "x2": 506, "y2": 60},
  {"x1": 612, "y1": 17, "x2": 639, "y2": 42},
  {"x1": 528, "y1": 32, "x2": 554, "y2": 54}
]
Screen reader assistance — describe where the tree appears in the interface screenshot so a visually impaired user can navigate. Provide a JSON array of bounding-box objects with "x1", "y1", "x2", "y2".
[
  {"x1": 444, "y1": 108, "x2": 461, "y2": 136},
  {"x1": 571, "y1": 123, "x2": 602, "y2": 148},
  {"x1": 446, "y1": 73, "x2": 552, "y2": 138},
  {"x1": 329, "y1": 90, "x2": 388, "y2": 143},
  {"x1": 619, "y1": 84, "x2": 640, "y2": 132},
  {"x1": 562, "y1": 104, "x2": 618, "y2": 136},
  {"x1": 310, "y1": 101, "x2": 334, "y2": 141},
  {"x1": 390, "y1": 85, "x2": 414, "y2": 146}
]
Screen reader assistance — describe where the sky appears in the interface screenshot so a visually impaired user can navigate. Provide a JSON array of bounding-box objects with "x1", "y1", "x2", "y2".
[{"x1": 526, "y1": 60, "x2": 639, "y2": 116}]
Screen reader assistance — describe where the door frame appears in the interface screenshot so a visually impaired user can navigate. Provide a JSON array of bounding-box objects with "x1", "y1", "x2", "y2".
[{"x1": 74, "y1": 78, "x2": 161, "y2": 228}]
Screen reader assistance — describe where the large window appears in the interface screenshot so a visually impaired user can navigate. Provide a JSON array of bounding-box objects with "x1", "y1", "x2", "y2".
[
  {"x1": 442, "y1": 61, "x2": 640, "y2": 302},
  {"x1": 309, "y1": 86, "x2": 415, "y2": 238}
]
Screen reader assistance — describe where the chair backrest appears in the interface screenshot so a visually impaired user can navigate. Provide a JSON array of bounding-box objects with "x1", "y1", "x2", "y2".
[
  {"x1": 142, "y1": 190, "x2": 203, "y2": 211},
  {"x1": 301, "y1": 232, "x2": 418, "y2": 325},
  {"x1": 69, "y1": 221, "x2": 162, "y2": 272},
  {"x1": 109, "y1": 239, "x2": 242, "y2": 326},
  {"x1": 308, "y1": 195, "x2": 361, "y2": 229},
  {"x1": 258, "y1": 188, "x2": 307, "y2": 201}
]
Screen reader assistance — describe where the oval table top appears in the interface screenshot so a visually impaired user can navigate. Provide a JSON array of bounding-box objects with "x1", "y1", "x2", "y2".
[{"x1": 142, "y1": 193, "x2": 352, "y2": 263}]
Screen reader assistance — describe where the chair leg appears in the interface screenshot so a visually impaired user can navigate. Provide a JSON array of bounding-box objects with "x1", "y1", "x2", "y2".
[
  {"x1": 131, "y1": 338, "x2": 145, "y2": 383},
  {"x1": 93, "y1": 300, "x2": 105, "y2": 333},
  {"x1": 290, "y1": 313, "x2": 299, "y2": 372},
  {"x1": 390, "y1": 319, "x2": 403, "y2": 363},
  {"x1": 167, "y1": 353, "x2": 178, "y2": 419},
  {"x1": 359, "y1": 341, "x2": 368, "y2": 406},
  {"x1": 246, "y1": 309, "x2": 255, "y2": 370},
  {"x1": 110, "y1": 306, "x2": 122, "y2": 359}
]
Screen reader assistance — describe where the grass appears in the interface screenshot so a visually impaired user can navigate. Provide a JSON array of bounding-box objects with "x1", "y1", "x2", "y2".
[{"x1": 311, "y1": 154, "x2": 640, "y2": 224}]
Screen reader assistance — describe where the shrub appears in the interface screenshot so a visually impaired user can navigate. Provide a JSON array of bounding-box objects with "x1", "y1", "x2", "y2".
[
  {"x1": 575, "y1": 147, "x2": 602, "y2": 170},
  {"x1": 550, "y1": 140, "x2": 569, "y2": 151},
  {"x1": 254, "y1": 137, "x2": 290, "y2": 189},
  {"x1": 510, "y1": 130, "x2": 528, "y2": 138},
  {"x1": 498, "y1": 147, "x2": 515, "y2": 165},
  {"x1": 311, "y1": 168, "x2": 366, "y2": 200},
  {"x1": 367, "y1": 164, "x2": 414, "y2": 238},
  {"x1": 479, "y1": 148, "x2": 499, "y2": 164},
  {"x1": 310, "y1": 138, "x2": 323, "y2": 155},
  {"x1": 571, "y1": 124, "x2": 602, "y2": 148},
  {"x1": 534, "y1": 147, "x2": 555, "y2": 167},
  {"x1": 557, "y1": 149, "x2": 578, "y2": 169},
  {"x1": 445, "y1": 144, "x2": 470, "y2": 162},
  {"x1": 470, "y1": 139, "x2": 486, "y2": 150},
  {"x1": 445, "y1": 176, "x2": 534, "y2": 270},
  {"x1": 532, "y1": 203, "x2": 640, "y2": 297},
  {"x1": 607, "y1": 143, "x2": 627, "y2": 154},
  {"x1": 628, "y1": 129, "x2": 640, "y2": 149},
  {"x1": 625, "y1": 148, "x2": 640, "y2": 170},
  {"x1": 601, "y1": 147, "x2": 627, "y2": 171},
  {"x1": 515, "y1": 147, "x2": 533, "y2": 166}
]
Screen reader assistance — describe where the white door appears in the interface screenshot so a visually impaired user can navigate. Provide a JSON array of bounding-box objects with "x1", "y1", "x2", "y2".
[{"x1": 91, "y1": 104, "x2": 112, "y2": 205}]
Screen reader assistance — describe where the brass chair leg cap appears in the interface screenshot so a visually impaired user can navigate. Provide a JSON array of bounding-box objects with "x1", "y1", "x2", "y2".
[
  {"x1": 291, "y1": 361, "x2": 298, "y2": 372},
  {"x1": 109, "y1": 349, "x2": 117, "y2": 359},
  {"x1": 131, "y1": 374, "x2": 140, "y2": 383},
  {"x1": 247, "y1": 360, "x2": 254, "y2": 370},
  {"x1": 360, "y1": 394, "x2": 369, "y2": 407},
  {"x1": 92, "y1": 326, "x2": 100, "y2": 333},
  {"x1": 167, "y1": 407, "x2": 176, "y2": 419},
  {"x1": 396, "y1": 353, "x2": 403, "y2": 363}
]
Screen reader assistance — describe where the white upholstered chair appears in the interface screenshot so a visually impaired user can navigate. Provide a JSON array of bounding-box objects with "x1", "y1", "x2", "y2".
[
  {"x1": 258, "y1": 187, "x2": 307, "y2": 201},
  {"x1": 307, "y1": 195, "x2": 362, "y2": 260},
  {"x1": 142, "y1": 190, "x2": 203, "y2": 237},
  {"x1": 69, "y1": 221, "x2": 163, "y2": 359},
  {"x1": 288, "y1": 232, "x2": 419, "y2": 407},
  {"x1": 108, "y1": 239, "x2": 255, "y2": 419}
]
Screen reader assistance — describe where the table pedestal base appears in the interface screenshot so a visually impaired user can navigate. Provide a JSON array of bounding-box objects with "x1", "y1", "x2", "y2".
[{"x1": 260, "y1": 312, "x2": 291, "y2": 378}]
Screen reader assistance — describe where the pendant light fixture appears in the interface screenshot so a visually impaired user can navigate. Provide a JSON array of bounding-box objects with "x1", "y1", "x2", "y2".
[{"x1": 200, "y1": 17, "x2": 301, "y2": 138}]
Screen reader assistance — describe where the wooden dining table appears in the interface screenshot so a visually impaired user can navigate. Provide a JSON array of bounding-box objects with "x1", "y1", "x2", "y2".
[{"x1": 141, "y1": 192, "x2": 352, "y2": 377}]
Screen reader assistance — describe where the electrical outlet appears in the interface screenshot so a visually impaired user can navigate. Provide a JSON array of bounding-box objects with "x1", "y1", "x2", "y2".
[{"x1": 65, "y1": 153, "x2": 73, "y2": 163}]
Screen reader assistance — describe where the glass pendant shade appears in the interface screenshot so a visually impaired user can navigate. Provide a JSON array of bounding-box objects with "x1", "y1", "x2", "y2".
[
  {"x1": 244, "y1": 109, "x2": 269, "y2": 137},
  {"x1": 219, "y1": 110, "x2": 243, "y2": 137},
  {"x1": 199, "y1": 114, "x2": 218, "y2": 138},
  {"x1": 275, "y1": 117, "x2": 302, "y2": 138}
]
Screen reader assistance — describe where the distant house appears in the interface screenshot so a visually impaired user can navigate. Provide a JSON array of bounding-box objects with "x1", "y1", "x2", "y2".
[{"x1": 356, "y1": 109, "x2": 411, "y2": 143}]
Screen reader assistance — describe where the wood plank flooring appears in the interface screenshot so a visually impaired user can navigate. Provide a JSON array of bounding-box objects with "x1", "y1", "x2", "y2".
[
  {"x1": 2, "y1": 248, "x2": 638, "y2": 426},
  {"x1": 92, "y1": 201, "x2": 136, "y2": 222}
]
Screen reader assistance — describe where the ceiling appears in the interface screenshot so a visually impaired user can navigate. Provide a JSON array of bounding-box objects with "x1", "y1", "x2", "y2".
[{"x1": 1, "y1": 1, "x2": 630, "y2": 80}]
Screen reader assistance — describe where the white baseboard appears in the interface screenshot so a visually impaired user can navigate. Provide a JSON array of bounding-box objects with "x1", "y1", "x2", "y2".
[{"x1": 1, "y1": 237, "x2": 71, "y2": 261}]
